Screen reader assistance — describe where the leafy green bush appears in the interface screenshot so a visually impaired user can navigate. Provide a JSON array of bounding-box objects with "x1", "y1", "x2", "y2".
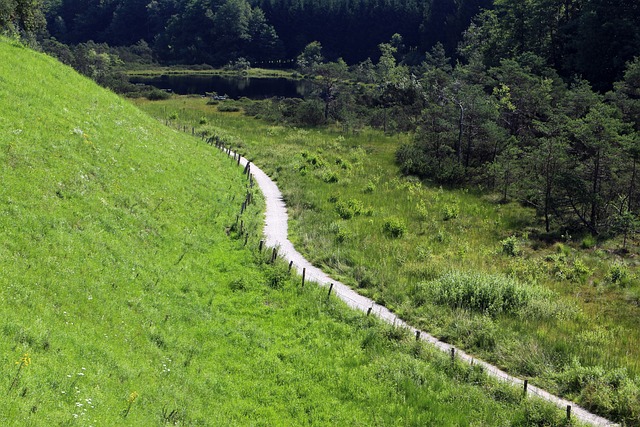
[
  {"x1": 581, "y1": 234, "x2": 597, "y2": 249},
  {"x1": 606, "y1": 262, "x2": 633, "y2": 287},
  {"x1": 363, "y1": 180, "x2": 377, "y2": 193},
  {"x1": 442, "y1": 203, "x2": 459, "y2": 221},
  {"x1": 265, "y1": 264, "x2": 289, "y2": 289},
  {"x1": 228, "y1": 278, "x2": 247, "y2": 292},
  {"x1": 294, "y1": 99, "x2": 325, "y2": 126},
  {"x1": 382, "y1": 217, "x2": 407, "y2": 238},
  {"x1": 322, "y1": 170, "x2": 339, "y2": 183},
  {"x1": 145, "y1": 88, "x2": 171, "y2": 100},
  {"x1": 501, "y1": 236, "x2": 521, "y2": 257},
  {"x1": 335, "y1": 198, "x2": 364, "y2": 219}
]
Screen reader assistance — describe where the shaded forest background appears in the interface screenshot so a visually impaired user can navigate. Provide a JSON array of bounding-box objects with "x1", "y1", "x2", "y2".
[{"x1": 0, "y1": 0, "x2": 637, "y2": 90}]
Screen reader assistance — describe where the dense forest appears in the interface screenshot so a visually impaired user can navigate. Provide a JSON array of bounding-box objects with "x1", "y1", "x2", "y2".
[{"x1": 1, "y1": 0, "x2": 637, "y2": 90}]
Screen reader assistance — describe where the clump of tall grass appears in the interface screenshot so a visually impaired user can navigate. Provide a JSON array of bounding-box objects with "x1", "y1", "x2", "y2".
[{"x1": 414, "y1": 271, "x2": 569, "y2": 318}]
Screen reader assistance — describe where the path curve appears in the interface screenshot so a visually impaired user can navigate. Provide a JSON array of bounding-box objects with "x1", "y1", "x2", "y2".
[{"x1": 231, "y1": 151, "x2": 617, "y2": 427}]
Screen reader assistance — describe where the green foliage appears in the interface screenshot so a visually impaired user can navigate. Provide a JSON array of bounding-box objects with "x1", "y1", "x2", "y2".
[
  {"x1": 217, "y1": 103, "x2": 241, "y2": 113},
  {"x1": 0, "y1": 0, "x2": 45, "y2": 39},
  {"x1": 581, "y1": 234, "x2": 597, "y2": 249},
  {"x1": 442, "y1": 203, "x2": 459, "y2": 221},
  {"x1": 321, "y1": 170, "x2": 339, "y2": 183},
  {"x1": 382, "y1": 217, "x2": 406, "y2": 238},
  {"x1": 264, "y1": 263, "x2": 289, "y2": 289},
  {"x1": 145, "y1": 88, "x2": 171, "y2": 100},
  {"x1": 555, "y1": 360, "x2": 640, "y2": 424},
  {"x1": 294, "y1": 99, "x2": 325, "y2": 126},
  {"x1": 335, "y1": 198, "x2": 363, "y2": 219},
  {"x1": 501, "y1": 236, "x2": 521, "y2": 257},
  {"x1": 606, "y1": 262, "x2": 633, "y2": 288},
  {"x1": 363, "y1": 180, "x2": 376, "y2": 193}
]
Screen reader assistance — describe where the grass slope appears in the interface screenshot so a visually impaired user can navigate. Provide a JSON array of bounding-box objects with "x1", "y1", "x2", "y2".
[{"x1": 0, "y1": 40, "x2": 577, "y2": 425}]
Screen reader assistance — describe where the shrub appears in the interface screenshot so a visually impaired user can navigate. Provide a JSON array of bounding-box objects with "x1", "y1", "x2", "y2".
[
  {"x1": 581, "y1": 234, "x2": 597, "y2": 249},
  {"x1": 322, "y1": 170, "x2": 339, "y2": 183},
  {"x1": 364, "y1": 180, "x2": 377, "y2": 193},
  {"x1": 416, "y1": 200, "x2": 429, "y2": 222},
  {"x1": 145, "y1": 89, "x2": 171, "y2": 100},
  {"x1": 353, "y1": 265, "x2": 377, "y2": 289},
  {"x1": 294, "y1": 99, "x2": 325, "y2": 126},
  {"x1": 606, "y1": 262, "x2": 632, "y2": 287},
  {"x1": 382, "y1": 217, "x2": 406, "y2": 238},
  {"x1": 335, "y1": 199, "x2": 363, "y2": 219},
  {"x1": 265, "y1": 264, "x2": 289, "y2": 289},
  {"x1": 555, "y1": 360, "x2": 640, "y2": 423},
  {"x1": 501, "y1": 236, "x2": 521, "y2": 257},
  {"x1": 442, "y1": 203, "x2": 459, "y2": 221}
]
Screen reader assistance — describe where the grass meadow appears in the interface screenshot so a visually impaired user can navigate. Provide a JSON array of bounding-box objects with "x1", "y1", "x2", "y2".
[
  {"x1": 133, "y1": 95, "x2": 640, "y2": 424},
  {"x1": 0, "y1": 39, "x2": 584, "y2": 425}
]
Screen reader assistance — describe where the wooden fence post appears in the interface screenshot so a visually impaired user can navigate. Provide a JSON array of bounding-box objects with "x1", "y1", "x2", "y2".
[
  {"x1": 258, "y1": 240, "x2": 264, "y2": 252},
  {"x1": 328, "y1": 283, "x2": 333, "y2": 297},
  {"x1": 302, "y1": 268, "x2": 306, "y2": 287},
  {"x1": 566, "y1": 405, "x2": 571, "y2": 421},
  {"x1": 415, "y1": 331, "x2": 421, "y2": 341},
  {"x1": 288, "y1": 260, "x2": 293, "y2": 272},
  {"x1": 450, "y1": 347, "x2": 455, "y2": 362},
  {"x1": 367, "y1": 307, "x2": 372, "y2": 316},
  {"x1": 523, "y1": 379, "x2": 528, "y2": 396}
]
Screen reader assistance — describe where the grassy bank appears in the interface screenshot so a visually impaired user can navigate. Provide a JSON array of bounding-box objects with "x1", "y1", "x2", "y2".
[
  {"x1": 133, "y1": 95, "x2": 640, "y2": 424},
  {"x1": 0, "y1": 39, "x2": 580, "y2": 425}
]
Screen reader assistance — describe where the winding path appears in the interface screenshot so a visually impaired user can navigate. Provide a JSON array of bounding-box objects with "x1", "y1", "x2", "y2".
[{"x1": 231, "y1": 150, "x2": 617, "y2": 427}]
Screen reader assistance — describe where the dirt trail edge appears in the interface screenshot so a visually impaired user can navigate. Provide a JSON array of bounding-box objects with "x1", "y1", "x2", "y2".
[{"x1": 234, "y1": 152, "x2": 617, "y2": 427}]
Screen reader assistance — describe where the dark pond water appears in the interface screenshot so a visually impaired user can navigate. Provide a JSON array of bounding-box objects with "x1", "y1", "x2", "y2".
[{"x1": 130, "y1": 74, "x2": 312, "y2": 99}]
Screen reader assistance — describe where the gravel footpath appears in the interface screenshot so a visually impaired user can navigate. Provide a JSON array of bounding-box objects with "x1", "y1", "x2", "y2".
[{"x1": 232, "y1": 151, "x2": 618, "y2": 427}]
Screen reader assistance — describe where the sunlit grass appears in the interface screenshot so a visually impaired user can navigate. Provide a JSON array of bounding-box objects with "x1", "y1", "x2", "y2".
[
  {"x1": 0, "y1": 39, "x2": 587, "y2": 425},
  {"x1": 133, "y1": 94, "x2": 640, "y2": 423}
]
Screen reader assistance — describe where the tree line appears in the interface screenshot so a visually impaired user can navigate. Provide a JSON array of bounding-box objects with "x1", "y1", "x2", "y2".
[
  {"x1": 246, "y1": 36, "x2": 639, "y2": 239},
  {"x1": 1, "y1": 0, "x2": 637, "y2": 90}
]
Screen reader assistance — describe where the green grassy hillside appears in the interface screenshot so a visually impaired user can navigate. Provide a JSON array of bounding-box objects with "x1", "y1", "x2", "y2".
[{"x1": 0, "y1": 39, "x2": 577, "y2": 425}]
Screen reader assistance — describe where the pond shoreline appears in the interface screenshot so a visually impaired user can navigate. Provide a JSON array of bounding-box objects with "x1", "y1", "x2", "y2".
[{"x1": 130, "y1": 72, "x2": 312, "y2": 99}]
